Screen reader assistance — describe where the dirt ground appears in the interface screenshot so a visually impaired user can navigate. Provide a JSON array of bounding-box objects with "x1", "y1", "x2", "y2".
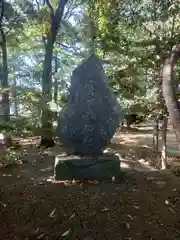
[{"x1": 1, "y1": 124, "x2": 180, "y2": 240}]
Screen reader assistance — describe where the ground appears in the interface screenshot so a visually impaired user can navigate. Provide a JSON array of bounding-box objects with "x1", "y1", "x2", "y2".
[{"x1": 1, "y1": 123, "x2": 180, "y2": 240}]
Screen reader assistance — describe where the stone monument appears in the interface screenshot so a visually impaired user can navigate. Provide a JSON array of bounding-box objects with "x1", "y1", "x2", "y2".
[{"x1": 55, "y1": 54, "x2": 123, "y2": 181}]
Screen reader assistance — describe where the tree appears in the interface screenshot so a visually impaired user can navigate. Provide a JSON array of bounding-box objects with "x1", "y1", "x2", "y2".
[
  {"x1": 40, "y1": 0, "x2": 68, "y2": 147},
  {"x1": 87, "y1": 0, "x2": 180, "y2": 123},
  {"x1": 0, "y1": 0, "x2": 11, "y2": 146},
  {"x1": 162, "y1": 44, "x2": 180, "y2": 149},
  {"x1": 0, "y1": 0, "x2": 84, "y2": 139}
]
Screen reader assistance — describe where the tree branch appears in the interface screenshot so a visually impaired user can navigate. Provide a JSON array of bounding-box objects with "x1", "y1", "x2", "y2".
[
  {"x1": 170, "y1": 14, "x2": 176, "y2": 41},
  {"x1": 142, "y1": 24, "x2": 159, "y2": 38},
  {"x1": 51, "y1": 0, "x2": 68, "y2": 43},
  {"x1": 45, "y1": 0, "x2": 54, "y2": 16},
  {"x1": 5, "y1": 16, "x2": 20, "y2": 36},
  {"x1": 0, "y1": 0, "x2": 4, "y2": 26},
  {"x1": 56, "y1": 42, "x2": 71, "y2": 48},
  {"x1": 64, "y1": 0, "x2": 85, "y2": 20},
  {"x1": 63, "y1": 0, "x2": 76, "y2": 20}
]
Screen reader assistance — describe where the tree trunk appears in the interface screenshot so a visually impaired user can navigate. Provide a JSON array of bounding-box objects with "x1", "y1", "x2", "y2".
[
  {"x1": 0, "y1": 14, "x2": 12, "y2": 146},
  {"x1": 162, "y1": 44, "x2": 180, "y2": 149},
  {"x1": 161, "y1": 116, "x2": 168, "y2": 169},
  {"x1": 40, "y1": 0, "x2": 68, "y2": 147},
  {"x1": 53, "y1": 52, "x2": 58, "y2": 104},
  {"x1": 53, "y1": 52, "x2": 58, "y2": 121},
  {"x1": 41, "y1": 38, "x2": 54, "y2": 147},
  {"x1": 153, "y1": 118, "x2": 159, "y2": 152},
  {"x1": 13, "y1": 78, "x2": 18, "y2": 117}
]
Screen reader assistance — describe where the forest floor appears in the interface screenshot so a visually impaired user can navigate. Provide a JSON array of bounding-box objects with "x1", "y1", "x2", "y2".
[{"x1": 1, "y1": 123, "x2": 180, "y2": 239}]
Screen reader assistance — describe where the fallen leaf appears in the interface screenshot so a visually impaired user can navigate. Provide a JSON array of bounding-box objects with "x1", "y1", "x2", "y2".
[
  {"x1": 127, "y1": 214, "x2": 133, "y2": 220},
  {"x1": 49, "y1": 209, "x2": 56, "y2": 218},
  {"x1": 35, "y1": 228, "x2": 40, "y2": 233},
  {"x1": 64, "y1": 181, "x2": 73, "y2": 186},
  {"x1": 46, "y1": 177, "x2": 53, "y2": 182},
  {"x1": 134, "y1": 205, "x2": 140, "y2": 209},
  {"x1": 146, "y1": 177, "x2": 154, "y2": 180},
  {"x1": 101, "y1": 207, "x2": 109, "y2": 212},
  {"x1": 0, "y1": 201, "x2": 7, "y2": 208},
  {"x1": 126, "y1": 222, "x2": 130, "y2": 229},
  {"x1": 69, "y1": 213, "x2": 76, "y2": 220},
  {"x1": 112, "y1": 176, "x2": 115, "y2": 181},
  {"x1": 168, "y1": 207, "x2": 175, "y2": 214},
  {"x1": 38, "y1": 182, "x2": 44, "y2": 185},
  {"x1": 103, "y1": 149, "x2": 109, "y2": 153},
  {"x1": 37, "y1": 233, "x2": 45, "y2": 239},
  {"x1": 61, "y1": 229, "x2": 71, "y2": 237}
]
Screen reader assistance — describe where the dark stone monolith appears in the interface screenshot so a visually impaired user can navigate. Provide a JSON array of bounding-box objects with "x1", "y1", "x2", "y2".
[{"x1": 56, "y1": 54, "x2": 123, "y2": 155}]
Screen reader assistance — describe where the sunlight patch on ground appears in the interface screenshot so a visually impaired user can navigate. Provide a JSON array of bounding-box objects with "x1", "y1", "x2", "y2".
[
  {"x1": 39, "y1": 166, "x2": 53, "y2": 172},
  {"x1": 136, "y1": 159, "x2": 157, "y2": 171},
  {"x1": 114, "y1": 133, "x2": 153, "y2": 141},
  {"x1": 120, "y1": 161, "x2": 131, "y2": 169},
  {"x1": 137, "y1": 126, "x2": 153, "y2": 131},
  {"x1": 104, "y1": 148, "x2": 157, "y2": 171},
  {"x1": 1, "y1": 173, "x2": 12, "y2": 177},
  {"x1": 141, "y1": 144, "x2": 150, "y2": 148},
  {"x1": 0, "y1": 133, "x2": 4, "y2": 140}
]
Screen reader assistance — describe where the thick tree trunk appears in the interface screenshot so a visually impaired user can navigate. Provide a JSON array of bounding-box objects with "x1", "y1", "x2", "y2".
[
  {"x1": 41, "y1": 38, "x2": 54, "y2": 147},
  {"x1": 0, "y1": 26, "x2": 12, "y2": 146},
  {"x1": 40, "y1": 0, "x2": 68, "y2": 147},
  {"x1": 162, "y1": 44, "x2": 180, "y2": 149}
]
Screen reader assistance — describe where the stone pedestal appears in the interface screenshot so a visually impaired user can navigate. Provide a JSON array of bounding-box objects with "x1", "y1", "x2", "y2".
[{"x1": 54, "y1": 153, "x2": 121, "y2": 181}]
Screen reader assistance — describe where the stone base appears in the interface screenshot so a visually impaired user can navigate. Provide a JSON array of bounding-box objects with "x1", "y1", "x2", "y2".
[{"x1": 54, "y1": 153, "x2": 121, "y2": 181}]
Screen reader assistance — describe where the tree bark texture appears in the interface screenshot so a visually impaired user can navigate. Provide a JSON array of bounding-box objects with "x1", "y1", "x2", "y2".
[
  {"x1": 0, "y1": 1, "x2": 12, "y2": 146},
  {"x1": 162, "y1": 44, "x2": 180, "y2": 149},
  {"x1": 41, "y1": 0, "x2": 68, "y2": 147}
]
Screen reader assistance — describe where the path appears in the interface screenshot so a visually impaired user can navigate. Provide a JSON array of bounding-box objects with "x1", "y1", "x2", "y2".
[{"x1": 0, "y1": 128, "x2": 180, "y2": 239}]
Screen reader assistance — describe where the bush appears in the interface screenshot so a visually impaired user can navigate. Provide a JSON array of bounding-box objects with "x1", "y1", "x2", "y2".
[{"x1": 0, "y1": 149, "x2": 26, "y2": 168}]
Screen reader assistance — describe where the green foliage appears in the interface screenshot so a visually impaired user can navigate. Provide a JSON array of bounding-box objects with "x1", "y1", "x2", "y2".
[
  {"x1": 87, "y1": 0, "x2": 180, "y2": 118},
  {"x1": 0, "y1": 148, "x2": 26, "y2": 168},
  {"x1": 0, "y1": 116, "x2": 40, "y2": 137},
  {"x1": 1, "y1": 0, "x2": 180, "y2": 141}
]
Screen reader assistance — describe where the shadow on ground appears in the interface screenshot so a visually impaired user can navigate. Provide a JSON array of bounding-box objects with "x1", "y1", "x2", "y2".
[
  {"x1": 1, "y1": 152, "x2": 180, "y2": 240},
  {"x1": 1, "y1": 127, "x2": 180, "y2": 239}
]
